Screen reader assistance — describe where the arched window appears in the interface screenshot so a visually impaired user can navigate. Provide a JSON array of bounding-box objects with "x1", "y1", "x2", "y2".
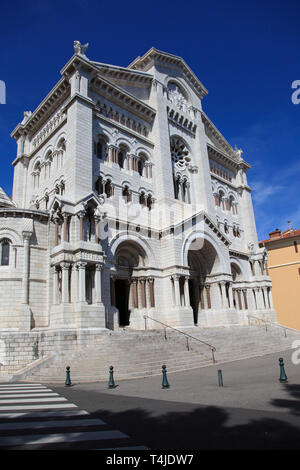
[
  {"x1": 139, "y1": 191, "x2": 146, "y2": 206},
  {"x1": 60, "y1": 181, "x2": 65, "y2": 196},
  {"x1": 97, "y1": 141, "x2": 103, "y2": 159},
  {"x1": 57, "y1": 138, "x2": 66, "y2": 168},
  {"x1": 138, "y1": 159, "x2": 144, "y2": 176},
  {"x1": 33, "y1": 161, "x2": 41, "y2": 188},
  {"x1": 95, "y1": 137, "x2": 107, "y2": 159},
  {"x1": 105, "y1": 179, "x2": 113, "y2": 198},
  {"x1": 122, "y1": 185, "x2": 131, "y2": 203},
  {"x1": 0, "y1": 239, "x2": 10, "y2": 266},
  {"x1": 95, "y1": 177, "x2": 104, "y2": 195},
  {"x1": 45, "y1": 151, "x2": 52, "y2": 178},
  {"x1": 147, "y1": 194, "x2": 153, "y2": 211},
  {"x1": 174, "y1": 176, "x2": 180, "y2": 200},
  {"x1": 218, "y1": 191, "x2": 225, "y2": 210},
  {"x1": 118, "y1": 150, "x2": 125, "y2": 168}
]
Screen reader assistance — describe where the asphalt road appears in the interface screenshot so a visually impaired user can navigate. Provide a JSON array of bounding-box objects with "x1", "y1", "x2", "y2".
[{"x1": 48, "y1": 349, "x2": 300, "y2": 450}]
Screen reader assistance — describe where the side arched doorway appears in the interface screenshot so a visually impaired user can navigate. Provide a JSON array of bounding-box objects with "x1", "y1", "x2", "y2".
[
  {"x1": 111, "y1": 240, "x2": 149, "y2": 327},
  {"x1": 187, "y1": 238, "x2": 220, "y2": 324}
]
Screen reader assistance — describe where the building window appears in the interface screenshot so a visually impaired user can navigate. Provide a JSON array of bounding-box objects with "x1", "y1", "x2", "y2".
[
  {"x1": 122, "y1": 186, "x2": 131, "y2": 203},
  {"x1": 0, "y1": 239, "x2": 10, "y2": 266},
  {"x1": 95, "y1": 177, "x2": 104, "y2": 195},
  {"x1": 139, "y1": 191, "x2": 146, "y2": 206},
  {"x1": 138, "y1": 159, "x2": 144, "y2": 176},
  {"x1": 147, "y1": 195, "x2": 153, "y2": 211},
  {"x1": 105, "y1": 180, "x2": 113, "y2": 198},
  {"x1": 32, "y1": 161, "x2": 41, "y2": 188}
]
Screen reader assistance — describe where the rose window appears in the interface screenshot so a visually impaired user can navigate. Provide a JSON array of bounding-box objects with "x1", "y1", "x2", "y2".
[{"x1": 170, "y1": 137, "x2": 191, "y2": 169}]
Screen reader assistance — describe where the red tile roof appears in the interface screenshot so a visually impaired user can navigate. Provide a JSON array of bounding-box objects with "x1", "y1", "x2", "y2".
[{"x1": 259, "y1": 228, "x2": 300, "y2": 245}]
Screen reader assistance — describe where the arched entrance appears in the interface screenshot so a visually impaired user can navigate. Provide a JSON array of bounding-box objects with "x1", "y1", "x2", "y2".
[
  {"x1": 230, "y1": 262, "x2": 245, "y2": 311},
  {"x1": 187, "y1": 238, "x2": 220, "y2": 323},
  {"x1": 112, "y1": 240, "x2": 149, "y2": 327}
]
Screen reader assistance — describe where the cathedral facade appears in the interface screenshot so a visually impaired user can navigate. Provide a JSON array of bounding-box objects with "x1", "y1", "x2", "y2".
[{"x1": 0, "y1": 43, "x2": 276, "y2": 349}]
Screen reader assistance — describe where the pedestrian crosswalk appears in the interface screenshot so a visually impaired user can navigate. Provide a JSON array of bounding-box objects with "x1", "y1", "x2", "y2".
[{"x1": 0, "y1": 383, "x2": 149, "y2": 450}]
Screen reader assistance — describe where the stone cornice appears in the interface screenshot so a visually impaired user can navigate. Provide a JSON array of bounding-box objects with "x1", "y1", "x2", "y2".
[
  {"x1": 207, "y1": 142, "x2": 251, "y2": 172},
  {"x1": 91, "y1": 61, "x2": 153, "y2": 85},
  {"x1": 202, "y1": 111, "x2": 251, "y2": 171},
  {"x1": 11, "y1": 78, "x2": 70, "y2": 140},
  {"x1": 94, "y1": 110, "x2": 154, "y2": 148},
  {"x1": 0, "y1": 208, "x2": 49, "y2": 220},
  {"x1": 128, "y1": 47, "x2": 208, "y2": 100},
  {"x1": 90, "y1": 74, "x2": 156, "y2": 124}
]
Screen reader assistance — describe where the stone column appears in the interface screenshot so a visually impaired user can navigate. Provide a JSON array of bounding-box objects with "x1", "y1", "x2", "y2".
[
  {"x1": 237, "y1": 289, "x2": 242, "y2": 310},
  {"x1": 242, "y1": 289, "x2": 248, "y2": 310},
  {"x1": 262, "y1": 286, "x2": 268, "y2": 309},
  {"x1": 94, "y1": 215, "x2": 100, "y2": 244},
  {"x1": 132, "y1": 278, "x2": 139, "y2": 308},
  {"x1": 62, "y1": 214, "x2": 69, "y2": 242},
  {"x1": 200, "y1": 284, "x2": 205, "y2": 310},
  {"x1": 148, "y1": 278, "x2": 155, "y2": 308},
  {"x1": 55, "y1": 220, "x2": 59, "y2": 246},
  {"x1": 173, "y1": 275, "x2": 181, "y2": 307},
  {"x1": 184, "y1": 276, "x2": 190, "y2": 307},
  {"x1": 95, "y1": 263, "x2": 103, "y2": 303},
  {"x1": 78, "y1": 211, "x2": 85, "y2": 241},
  {"x1": 228, "y1": 282, "x2": 234, "y2": 308},
  {"x1": 61, "y1": 262, "x2": 70, "y2": 304},
  {"x1": 220, "y1": 282, "x2": 227, "y2": 308},
  {"x1": 53, "y1": 266, "x2": 59, "y2": 304},
  {"x1": 205, "y1": 285, "x2": 211, "y2": 309},
  {"x1": 71, "y1": 263, "x2": 78, "y2": 303},
  {"x1": 140, "y1": 278, "x2": 147, "y2": 309},
  {"x1": 78, "y1": 262, "x2": 87, "y2": 303},
  {"x1": 268, "y1": 287, "x2": 274, "y2": 309}
]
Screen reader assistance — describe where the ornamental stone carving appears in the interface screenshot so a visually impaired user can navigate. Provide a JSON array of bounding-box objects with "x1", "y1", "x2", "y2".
[
  {"x1": 73, "y1": 40, "x2": 89, "y2": 57},
  {"x1": 167, "y1": 83, "x2": 188, "y2": 112}
]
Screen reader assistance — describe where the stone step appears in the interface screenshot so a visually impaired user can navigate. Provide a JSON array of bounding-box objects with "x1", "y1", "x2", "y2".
[{"x1": 12, "y1": 325, "x2": 300, "y2": 383}]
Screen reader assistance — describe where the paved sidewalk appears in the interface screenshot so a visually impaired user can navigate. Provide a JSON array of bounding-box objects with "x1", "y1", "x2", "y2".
[{"x1": 48, "y1": 349, "x2": 300, "y2": 450}]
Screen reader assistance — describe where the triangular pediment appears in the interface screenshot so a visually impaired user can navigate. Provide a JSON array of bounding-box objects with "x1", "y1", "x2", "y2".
[{"x1": 128, "y1": 47, "x2": 208, "y2": 100}]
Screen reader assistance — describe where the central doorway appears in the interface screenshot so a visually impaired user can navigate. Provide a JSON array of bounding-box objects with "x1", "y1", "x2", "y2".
[{"x1": 115, "y1": 279, "x2": 130, "y2": 326}]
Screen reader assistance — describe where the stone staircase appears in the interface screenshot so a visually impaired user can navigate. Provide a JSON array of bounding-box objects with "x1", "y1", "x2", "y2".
[{"x1": 8, "y1": 324, "x2": 300, "y2": 383}]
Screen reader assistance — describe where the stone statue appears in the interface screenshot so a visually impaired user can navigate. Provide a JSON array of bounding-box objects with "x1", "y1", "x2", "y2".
[
  {"x1": 234, "y1": 145, "x2": 243, "y2": 160},
  {"x1": 73, "y1": 41, "x2": 89, "y2": 57}
]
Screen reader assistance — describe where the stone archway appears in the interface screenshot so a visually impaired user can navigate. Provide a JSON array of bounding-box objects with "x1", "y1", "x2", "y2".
[
  {"x1": 187, "y1": 238, "x2": 220, "y2": 324},
  {"x1": 112, "y1": 240, "x2": 150, "y2": 327},
  {"x1": 231, "y1": 262, "x2": 244, "y2": 311}
]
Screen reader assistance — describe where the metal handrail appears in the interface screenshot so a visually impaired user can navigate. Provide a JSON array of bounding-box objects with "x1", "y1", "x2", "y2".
[
  {"x1": 143, "y1": 314, "x2": 216, "y2": 363},
  {"x1": 247, "y1": 314, "x2": 300, "y2": 337}
]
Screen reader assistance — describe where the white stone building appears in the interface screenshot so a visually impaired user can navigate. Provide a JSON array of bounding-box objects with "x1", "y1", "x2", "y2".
[{"x1": 0, "y1": 43, "x2": 276, "y2": 370}]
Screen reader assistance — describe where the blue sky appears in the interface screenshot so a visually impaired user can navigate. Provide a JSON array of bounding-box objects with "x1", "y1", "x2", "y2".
[{"x1": 0, "y1": 0, "x2": 299, "y2": 241}]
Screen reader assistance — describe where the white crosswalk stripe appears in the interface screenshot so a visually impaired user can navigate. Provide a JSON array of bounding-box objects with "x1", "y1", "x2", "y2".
[{"x1": 0, "y1": 383, "x2": 150, "y2": 450}]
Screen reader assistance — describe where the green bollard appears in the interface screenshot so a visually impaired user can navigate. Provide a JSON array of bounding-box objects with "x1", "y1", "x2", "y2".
[
  {"x1": 65, "y1": 366, "x2": 71, "y2": 387},
  {"x1": 162, "y1": 364, "x2": 170, "y2": 389},
  {"x1": 279, "y1": 358, "x2": 288, "y2": 383},
  {"x1": 108, "y1": 366, "x2": 116, "y2": 389}
]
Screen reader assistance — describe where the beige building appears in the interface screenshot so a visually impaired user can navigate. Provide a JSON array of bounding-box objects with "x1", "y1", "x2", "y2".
[{"x1": 259, "y1": 227, "x2": 300, "y2": 330}]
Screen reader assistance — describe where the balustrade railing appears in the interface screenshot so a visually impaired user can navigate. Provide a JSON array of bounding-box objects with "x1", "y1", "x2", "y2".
[
  {"x1": 247, "y1": 314, "x2": 300, "y2": 337},
  {"x1": 143, "y1": 314, "x2": 216, "y2": 363}
]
